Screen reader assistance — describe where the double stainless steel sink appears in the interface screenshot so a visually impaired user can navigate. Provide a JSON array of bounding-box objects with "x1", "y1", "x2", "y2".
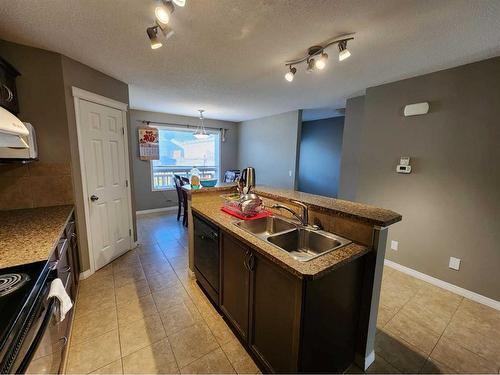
[{"x1": 234, "y1": 216, "x2": 351, "y2": 262}]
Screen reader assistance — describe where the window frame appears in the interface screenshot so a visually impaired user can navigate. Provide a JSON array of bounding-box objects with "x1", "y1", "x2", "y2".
[{"x1": 149, "y1": 125, "x2": 222, "y2": 192}]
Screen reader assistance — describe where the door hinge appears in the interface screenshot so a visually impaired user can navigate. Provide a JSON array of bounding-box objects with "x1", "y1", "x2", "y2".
[
  {"x1": 129, "y1": 229, "x2": 132, "y2": 236},
  {"x1": 122, "y1": 127, "x2": 125, "y2": 135},
  {"x1": 125, "y1": 179, "x2": 129, "y2": 187}
]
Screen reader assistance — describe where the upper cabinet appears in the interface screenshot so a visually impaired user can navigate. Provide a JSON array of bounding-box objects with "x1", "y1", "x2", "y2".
[{"x1": 0, "y1": 57, "x2": 21, "y2": 114}]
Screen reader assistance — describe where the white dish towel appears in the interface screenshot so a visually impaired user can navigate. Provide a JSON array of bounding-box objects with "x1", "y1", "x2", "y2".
[{"x1": 48, "y1": 278, "x2": 73, "y2": 322}]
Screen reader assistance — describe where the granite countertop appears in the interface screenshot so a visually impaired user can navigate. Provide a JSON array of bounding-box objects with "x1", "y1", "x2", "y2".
[
  {"x1": 253, "y1": 186, "x2": 402, "y2": 227},
  {"x1": 191, "y1": 196, "x2": 369, "y2": 279},
  {"x1": 0, "y1": 205, "x2": 74, "y2": 269}
]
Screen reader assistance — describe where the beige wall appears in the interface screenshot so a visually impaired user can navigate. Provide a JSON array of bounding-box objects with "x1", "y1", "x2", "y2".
[
  {"x1": 129, "y1": 109, "x2": 238, "y2": 211},
  {"x1": 61, "y1": 56, "x2": 131, "y2": 271},
  {"x1": 339, "y1": 57, "x2": 500, "y2": 300},
  {"x1": 0, "y1": 40, "x2": 73, "y2": 210}
]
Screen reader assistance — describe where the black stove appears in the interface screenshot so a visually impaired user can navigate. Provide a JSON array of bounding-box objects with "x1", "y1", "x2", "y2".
[{"x1": 0, "y1": 261, "x2": 52, "y2": 373}]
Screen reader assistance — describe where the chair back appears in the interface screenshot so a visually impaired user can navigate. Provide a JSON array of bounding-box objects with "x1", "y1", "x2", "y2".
[
  {"x1": 223, "y1": 169, "x2": 240, "y2": 183},
  {"x1": 173, "y1": 174, "x2": 183, "y2": 202}
]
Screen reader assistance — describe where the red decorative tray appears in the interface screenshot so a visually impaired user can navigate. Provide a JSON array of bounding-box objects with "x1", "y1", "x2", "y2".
[{"x1": 220, "y1": 207, "x2": 272, "y2": 220}]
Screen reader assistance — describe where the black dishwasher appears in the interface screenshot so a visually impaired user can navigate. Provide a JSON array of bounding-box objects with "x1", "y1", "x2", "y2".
[{"x1": 193, "y1": 214, "x2": 220, "y2": 305}]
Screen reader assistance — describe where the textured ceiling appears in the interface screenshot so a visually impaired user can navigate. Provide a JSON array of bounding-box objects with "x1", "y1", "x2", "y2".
[{"x1": 1, "y1": 0, "x2": 500, "y2": 122}]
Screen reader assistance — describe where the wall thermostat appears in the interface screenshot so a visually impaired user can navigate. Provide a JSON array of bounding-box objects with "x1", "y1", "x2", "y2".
[{"x1": 396, "y1": 157, "x2": 412, "y2": 174}]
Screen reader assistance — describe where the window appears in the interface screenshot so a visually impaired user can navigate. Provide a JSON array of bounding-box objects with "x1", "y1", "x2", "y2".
[{"x1": 151, "y1": 126, "x2": 221, "y2": 191}]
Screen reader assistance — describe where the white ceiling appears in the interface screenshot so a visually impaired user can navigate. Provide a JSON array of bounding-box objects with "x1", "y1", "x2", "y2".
[{"x1": 1, "y1": 0, "x2": 500, "y2": 122}]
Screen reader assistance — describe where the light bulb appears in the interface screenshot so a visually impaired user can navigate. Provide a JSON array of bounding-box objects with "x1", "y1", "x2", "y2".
[
  {"x1": 151, "y1": 39, "x2": 162, "y2": 49},
  {"x1": 339, "y1": 49, "x2": 351, "y2": 61},
  {"x1": 155, "y1": 6, "x2": 170, "y2": 25},
  {"x1": 284, "y1": 66, "x2": 296, "y2": 82},
  {"x1": 147, "y1": 26, "x2": 163, "y2": 49},
  {"x1": 315, "y1": 52, "x2": 328, "y2": 70},
  {"x1": 172, "y1": 0, "x2": 186, "y2": 6}
]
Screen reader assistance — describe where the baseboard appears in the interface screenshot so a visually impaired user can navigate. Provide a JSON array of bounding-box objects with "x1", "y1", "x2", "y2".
[
  {"x1": 79, "y1": 269, "x2": 93, "y2": 280},
  {"x1": 384, "y1": 259, "x2": 500, "y2": 311},
  {"x1": 136, "y1": 206, "x2": 177, "y2": 215}
]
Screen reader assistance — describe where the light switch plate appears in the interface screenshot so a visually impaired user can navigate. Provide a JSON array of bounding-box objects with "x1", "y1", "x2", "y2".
[
  {"x1": 449, "y1": 257, "x2": 461, "y2": 271},
  {"x1": 391, "y1": 240, "x2": 398, "y2": 251}
]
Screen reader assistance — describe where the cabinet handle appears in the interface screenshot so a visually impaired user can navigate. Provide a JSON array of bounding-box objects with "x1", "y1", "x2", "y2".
[
  {"x1": 243, "y1": 250, "x2": 251, "y2": 271},
  {"x1": 1, "y1": 84, "x2": 13, "y2": 102},
  {"x1": 248, "y1": 253, "x2": 255, "y2": 271},
  {"x1": 61, "y1": 266, "x2": 71, "y2": 273}
]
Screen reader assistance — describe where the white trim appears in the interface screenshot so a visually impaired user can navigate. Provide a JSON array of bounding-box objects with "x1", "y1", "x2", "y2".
[
  {"x1": 355, "y1": 350, "x2": 375, "y2": 370},
  {"x1": 72, "y1": 87, "x2": 133, "y2": 275},
  {"x1": 72, "y1": 87, "x2": 128, "y2": 111},
  {"x1": 136, "y1": 206, "x2": 177, "y2": 215},
  {"x1": 384, "y1": 259, "x2": 500, "y2": 311},
  {"x1": 79, "y1": 269, "x2": 93, "y2": 280}
]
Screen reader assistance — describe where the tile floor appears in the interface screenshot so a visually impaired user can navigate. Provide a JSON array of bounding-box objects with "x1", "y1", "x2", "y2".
[{"x1": 67, "y1": 212, "x2": 500, "y2": 374}]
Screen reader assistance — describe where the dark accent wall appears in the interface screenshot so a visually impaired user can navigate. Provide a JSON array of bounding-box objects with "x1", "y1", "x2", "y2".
[
  {"x1": 339, "y1": 57, "x2": 500, "y2": 300},
  {"x1": 298, "y1": 117, "x2": 344, "y2": 198}
]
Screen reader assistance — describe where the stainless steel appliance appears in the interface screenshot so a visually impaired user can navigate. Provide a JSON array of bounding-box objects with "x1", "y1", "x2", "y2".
[
  {"x1": 239, "y1": 167, "x2": 255, "y2": 192},
  {"x1": 0, "y1": 261, "x2": 59, "y2": 374}
]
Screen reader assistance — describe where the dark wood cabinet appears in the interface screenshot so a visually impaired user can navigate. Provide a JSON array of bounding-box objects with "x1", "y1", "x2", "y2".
[
  {"x1": 220, "y1": 233, "x2": 251, "y2": 340},
  {"x1": 0, "y1": 57, "x2": 20, "y2": 114},
  {"x1": 249, "y1": 252, "x2": 302, "y2": 373},
  {"x1": 198, "y1": 228, "x2": 366, "y2": 374}
]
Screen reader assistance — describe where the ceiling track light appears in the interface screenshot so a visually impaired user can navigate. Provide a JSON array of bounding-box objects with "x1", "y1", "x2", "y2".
[
  {"x1": 283, "y1": 33, "x2": 354, "y2": 82},
  {"x1": 147, "y1": 26, "x2": 162, "y2": 49},
  {"x1": 155, "y1": 0, "x2": 175, "y2": 27}
]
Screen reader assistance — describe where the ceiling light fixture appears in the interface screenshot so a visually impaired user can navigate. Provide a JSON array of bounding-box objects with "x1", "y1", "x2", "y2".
[
  {"x1": 284, "y1": 66, "x2": 297, "y2": 82},
  {"x1": 172, "y1": 0, "x2": 186, "y2": 7},
  {"x1": 147, "y1": 26, "x2": 162, "y2": 49},
  {"x1": 193, "y1": 110, "x2": 209, "y2": 139},
  {"x1": 284, "y1": 34, "x2": 354, "y2": 82},
  {"x1": 338, "y1": 40, "x2": 351, "y2": 61}
]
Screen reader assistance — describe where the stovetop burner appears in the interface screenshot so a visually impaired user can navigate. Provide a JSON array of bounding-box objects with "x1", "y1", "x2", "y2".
[{"x1": 0, "y1": 273, "x2": 30, "y2": 297}]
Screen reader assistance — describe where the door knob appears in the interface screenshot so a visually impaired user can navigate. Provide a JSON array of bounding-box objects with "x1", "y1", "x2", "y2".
[{"x1": 90, "y1": 195, "x2": 99, "y2": 202}]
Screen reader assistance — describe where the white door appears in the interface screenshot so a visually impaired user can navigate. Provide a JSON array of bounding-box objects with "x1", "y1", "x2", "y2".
[{"x1": 79, "y1": 99, "x2": 132, "y2": 270}]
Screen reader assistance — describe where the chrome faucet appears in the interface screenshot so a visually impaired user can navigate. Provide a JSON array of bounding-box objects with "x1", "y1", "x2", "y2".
[{"x1": 272, "y1": 200, "x2": 318, "y2": 229}]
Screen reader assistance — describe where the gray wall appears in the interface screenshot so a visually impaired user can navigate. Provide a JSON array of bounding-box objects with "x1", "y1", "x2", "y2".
[
  {"x1": 338, "y1": 96, "x2": 365, "y2": 201},
  {"x1": 237, "y1": 110, "x2": 301, "y2": 190},
  {"x1": 129, "y1": 109, "x2": 238, "y2": 211},
  {"x1": 298, "y1": 117, "x2": 344, "y2": 197},
  {"x1": 339, "y1": 57, "x2": 500, "y2": 300},
  {"x1": 61, "y1": 56, "x2": 131, "y2": 271}
]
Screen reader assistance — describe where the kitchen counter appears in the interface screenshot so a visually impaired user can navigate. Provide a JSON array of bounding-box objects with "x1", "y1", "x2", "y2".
[
  {"x1": 191, "y1": 195, "x2": 369, "y2": 279},
  {"x1": 0, "y1": 205, "x2": 74, "y2": 269}
]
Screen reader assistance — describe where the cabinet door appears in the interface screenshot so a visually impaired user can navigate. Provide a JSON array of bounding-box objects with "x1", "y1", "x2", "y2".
[
  {"x1": 220, "y1": 233, "x2": 250, "y2": 341},
  {"x1": 249, "y1": 253, "x2": 303, "y2": 373}
]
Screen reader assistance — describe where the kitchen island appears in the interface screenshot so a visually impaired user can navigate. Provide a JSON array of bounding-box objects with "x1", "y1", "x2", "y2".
[{"x1": 183, "y1": 185, "x2": 401, "y2": 373}]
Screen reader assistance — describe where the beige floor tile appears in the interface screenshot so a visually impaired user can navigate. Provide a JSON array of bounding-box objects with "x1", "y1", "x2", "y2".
[
  {"x1": 443, "y1": 308, "x2": 500, "y2": 367},
  {"x1": 119, "y1": 313, "x2": 166, "y2": 356},
  {"x1": 168, "y1": 255, "x2": 189, "y2": 270},
  {"x1": 147, "y1": 269, "x2": 181, "y2": 292},
  {"x1": 67, "y1": 330, "x2": 121, "y2": 374},
  {"x1": 169, "y1": 323, "x2": 219, "y2": 368},
  {"x1": 374, "y1": 329, "x2": 428, "y2": 373},
  {"x1": 221, "y1": 339, "x2": 259, "y2": 374},
  {"x1": 379, "y1": 279, "x2": 417, "y2": 312},
  {"x1": 143, "y1": 261, "x2": 176, "y2": 277},
  {"x1": 79, "y1": 272, "x2": 114, "y2": 295},
  {"x1": 75, "y1": 287, "x2": 116, "y2": 318},
  {"x1": 385, "y1": 308, "x2": 441, "y2": 354},
  {"x1": 410, "y1": 284, "x2": 463, "y2": 319},
  {"x1": 117, "y1": 293, "x2": 158, "y2": 326},
  {"x1": 205, "y1": 314, "x2": 237, "y2": 346},
  {"x1": 159, "y1": 301, "x2": 200, "y2": 336},
  {"x1": 90, "y1": 359, "x2": 123, "y2": 374},
  {"x1": 180, "y1": 348, "x2": 235, "y2": 374},
  {"x1": 71, "y1": 307, "x2": 118, "y2": 345},
  {"x1": 152, "y1": 284, "x2": 192, "y2": 312},
  {"x1": 397, "y1": 299, "x2": 451, "y2": 335},
  {"x1": 113, "y1": 267, "x2": 146, "y2": 288},
  {"x1": 458, "y1": 299, "x2": 500, "y2": 326},
  {"x1": 419, "y1": 357, "x2": 455, "y2": 374},
  {"x1": 139, "y1": 250, "x2": 168, "y2": 266},
  {"x1": 366, "y1": 355, "x2": 399, "y2": 374},
  {"x1": 164, "y1": 245, "x2": 188, "y2": 259},
  {"x1": 122, "y1": 338, "x2": 179, "y2": 374},
  {"x1": 136, "y1": 242, "x2": 162, "y2": 255},
  {"x1": 377, "y1": 304, "x2": 398, "y2": 329},
  {"x1": 115, "y1": 278, "x2": 151, "y2": 305},
  {"x1": 430, "y1": 337, "x2": 498, "y2": 373}
]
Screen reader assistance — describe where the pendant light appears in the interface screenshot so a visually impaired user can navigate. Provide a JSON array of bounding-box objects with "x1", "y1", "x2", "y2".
[{"x1": 193, "y1": 110, "x2": 209, "y2": 139}]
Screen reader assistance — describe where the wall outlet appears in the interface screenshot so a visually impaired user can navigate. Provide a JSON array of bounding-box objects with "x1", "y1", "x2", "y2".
[
  {"x1": 449, "y1": 257, "x2": 461, "y2": 271},
  {"x1": 391, "y1": 240, "x2": 399, "y2": 251}
]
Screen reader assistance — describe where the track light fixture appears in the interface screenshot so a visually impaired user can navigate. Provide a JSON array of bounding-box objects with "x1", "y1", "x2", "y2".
[
  {"x1": 147, "y1": 26, "x2": 162, "y2": 49},
  {"x1": 284, "y1": 34, "x2": 354, "y2": 82},
  {"x1": 146, "y1": 0, "x2": 185, "y2": 50}
]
